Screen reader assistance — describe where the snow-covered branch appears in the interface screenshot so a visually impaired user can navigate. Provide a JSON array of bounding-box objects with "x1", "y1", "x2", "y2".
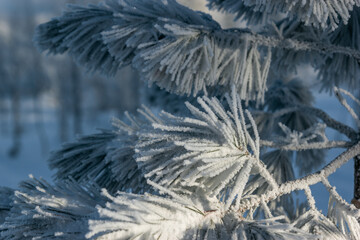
[
  {"x1": 1, "y1": 85, "x2": 359, "y2": 238},
  {"x1": 86, "y1": 185, "x2": 317, "y2": 240},
  {"x1": 334, "y1": 87, "x2": 360, "y2": 129},
  {"x1": 86, "y1": 188, "x2": 207, "y2": 240},
  {"x1": 0, "y1": 176, "x2": 106, "y2": 239},
  {"x1": 2, "y1": 0, "x2": 360, "y2": 238},
  {"x1": 136, "y1": 87, "x2": 270, "y2": 207},
  {"x1": 296, "y1": 105, "x2": 358, "y2": 141},
  {"x1": 49, "y1": 129, "x2": 148, "y2": 195},
  {"x1": 243, "y1": 141, "x2": 360, "y2": 210},
  {"x1": 0, "y1": 187, "x2": 13, "y2": 225},
  {"x1": 35, "y1": 0, "x2": 360, "y2": 103},
  {"x1": 254, "y1": 105, "x2": 358, "y2": 140},
  {"x1": 293, "y1": 209, "x2": 348, "y2": 239},
  {"x1": 260, "y1": 140, "x2": 353, "y2": 151},
  {"x1": 207, "y1": 0, "x2": 360, "y2": 30},
  {"x1": 323, "y1": 178, "x2": 360, "y2": 239}
]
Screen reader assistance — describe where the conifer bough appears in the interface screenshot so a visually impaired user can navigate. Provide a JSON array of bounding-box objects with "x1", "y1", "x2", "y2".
[
  {"x1": 1, "y1": 0, "x2": 360, "y2": 239},
  {"x1": 35, "y1": 0, "x2": 360, "y2": 101}
]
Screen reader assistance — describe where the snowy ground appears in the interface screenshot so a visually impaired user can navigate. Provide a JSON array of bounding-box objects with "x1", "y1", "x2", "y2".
[{"x1": 0, "y1": 89, "x2": 356, "y2": 214}]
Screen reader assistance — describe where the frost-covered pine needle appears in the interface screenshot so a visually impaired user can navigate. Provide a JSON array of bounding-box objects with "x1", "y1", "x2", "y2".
[
  {"x1": 136, "y1": 87, "x2": 279, "y2": 210},
  {"x1": 334, "y1": 87, "x2": 360, "y2": 129},
  {"x1": 207, "y1": 0, "x2": 360, "y2": 30},
  {"x1": 0, "y1": 176, "x2": 106, "y2": 240},
  {"x1": 86, "y1": 189, "x2": 210, "y2": 240},
  {"x1": 293, "y1": 209, "x2": 347, "y2": 239},
  {"x1": 35, "y1": 0, "x2": 360, "y2": 103},
  {"x1": 0, "y1": 187, "x2": 13, "y2": 224}
]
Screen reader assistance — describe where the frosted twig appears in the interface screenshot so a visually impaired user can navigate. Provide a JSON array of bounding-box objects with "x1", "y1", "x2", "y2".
[
  {"x1": 137, "y1": 105, "x2": 162, "y2": 124},
  {"x1": 146, "y1": 180, "x2": 194, "y2": 206},
  {"x1": 252, "y1": 156, "x2": 279, "y2": 191},
  {"x1": 304, "y1": 186, "x2": 316, "y2": 210},
  {"x1": 260, "y1": 140, "x2": 353, "y2": 150},
  {"x1": 36, "y1": 0, "x2": 360, "y2": 102},
  {"x1": 301, "y1": 106, "x2": 358, "y2": 140},
  {"x1": 207, "y1": 0, "x2": 359, "y2": 30},
  {"x1": 337, "y1": 88, "x2": 360, "y2": 108},
  {"x1": 250, "y1": 108, "x2": 297, "y2": 119},
  {"x1": 245, "y1": 109, "x2": 260, "y2": 159},
  {"x1": 242, "y1": 30, "x2": 360, "y2": 62},
  {"x1": 230, "y1": 161, "x2": 253, "y2": 210},
  {"x1": 261, "y1": 198, "x2": 273, "y2": 218},
  {"x1": 242, "y1": 141, "x2": 360, "y2": 210},
  {"x1": 253, "y1": 105, "x2": 357, "y2": 140},
  {"x1": 334, "y1": 87, "x2": 360, "y2": 129},
  {"x1": 271, "y1": 107, "x2": 299, "y2": 119},
  {"x1": 322, "y1": 177, "x2": 360, "y2": 216}
]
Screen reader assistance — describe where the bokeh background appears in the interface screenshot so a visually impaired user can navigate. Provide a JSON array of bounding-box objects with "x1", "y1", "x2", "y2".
[
  {"x1": 0, "y1": 0, "x2": 356, "y2": 213},
  {"x1": 0, "y1": 0, "x2": 237, "y2": 186}
]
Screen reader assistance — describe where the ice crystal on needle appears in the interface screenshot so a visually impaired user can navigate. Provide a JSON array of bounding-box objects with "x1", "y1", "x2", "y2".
[{"x1": 135, "y1": 87, "x2": 279, "y2": 210}]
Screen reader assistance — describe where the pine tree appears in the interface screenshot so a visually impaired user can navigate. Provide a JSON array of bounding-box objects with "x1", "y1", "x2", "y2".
[{"x1": 1, "y1": 0, "x2": 360, "y2": 239}]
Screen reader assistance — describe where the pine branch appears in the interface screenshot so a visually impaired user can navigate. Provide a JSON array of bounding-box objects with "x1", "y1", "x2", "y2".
[
  {"x1": 31, "y1": 85, "x2": 360, "y2": 238},
  {"x1": 2, "y1": 89, "x2": 358, "y2": 238},
  {"x1": 269, "y1": 16, "x2": 360, "y2": 92},
  {"x1": 319, "y1": 7, "x2": 360, "y2": 91},
  {"x1": 207, "y1": 0, "x2": 360, "y2": 30},
  {"x1": 293, "y1": 209, "x2": 348, "y2": 239},
  {"x1": 0, "y1": 187, "x2": 13, "y2": 225},
  {"x1": 324, "y1": 177, "x2": 360, "y2": 239},
  {"x1": 298, "y1": 106, "x2": 358, "y2": 141},
  {"x1": 35, "y1": 3, "x2": 118, "y2": 75},
  {"x1": 86, "y1": 187, "x2": 207, "y2": 239},
  {"x1": 49, "y1": 130, "x2": 120, "y2": 193},
  {"x1": 49, "y1": 116, "x2": 159, "y2": 194},
  {"x1": 258, "y1": 78, "x2": 327, "y2": 175},
  {"x1": 135, "y1": 87, "x2": 283, "y2": 209},
  {"x1": 260, "y1": 140, "x2": 353, "y2": 150},
  {"x1": 49, "y1": 128, "x2": 148, "y2": 194},
  {"x1": 230, "y1": 218, "x2": 318, "y2": 240},
  {"x1": 254, "y1": 105, "x2": 358, "y2": 140},
  {"x1": 354, "y1": 156, "x2": 360, "y2": 203},
  {"x1": 334, "y1": 87, "x2": 360, "y2": 129},
  {"x1": 16, "y1": 0, "x2": 360, "y2": 238},
  {"x1": 244, "y1": 150, "x2": 296, "y2": 219},
  {"x1": 35, "y1": 0, "x2": 360, "y2": 103},
  {"x1": 0, "y1": 175, "x2": 317, "y2": 239},
  {"x1": 245, "y1": 29, "x2": 360, "y2": 60},
  {"x1": 322, "y1": 178, "x2": 360, "y2": 219},
  {"x1": 243, "y1": 140, "x2": 360, "y2": 211},
  {"x1": 0, "y1": 177, "x2": 106, "y2": 239},
  {"x1": 86, "y1": 182, "x2": 317, "y2": 240}
]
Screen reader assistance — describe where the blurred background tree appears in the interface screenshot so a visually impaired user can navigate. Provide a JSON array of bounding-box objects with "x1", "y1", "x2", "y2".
[
  {"x1": 0, "y1": 0, "x2": 231, "y2": 159},
  {"x1": 0, "y1": 0, "x2": 141, "y2": 157},
  {"x1": 0, "y1": 0, "x2": 229, "y2": 187}
]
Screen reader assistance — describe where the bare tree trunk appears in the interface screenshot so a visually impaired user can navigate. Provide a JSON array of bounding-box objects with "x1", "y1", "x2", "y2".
[
  {"x1": 71, "y1": 64, "x2": 82, "y2": 135},
  {"x1": 32, "y1": 96, "x2": 49, "y2": 155},
  {"x1": 8, "y1": 91, "x2": 21, "y2": 158},
  {"x1": 59, "y1": 104, "x2": 68, "y2": 142},
  {"x1": 0, "y1": 100, "x2": 8, "y2": 135},
  {"x1": 57, "y1": 71, "x2": 69, "y2": 143},
  {"x1": 93, "y1": 77, "x2": 108, "y2": 111}
]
